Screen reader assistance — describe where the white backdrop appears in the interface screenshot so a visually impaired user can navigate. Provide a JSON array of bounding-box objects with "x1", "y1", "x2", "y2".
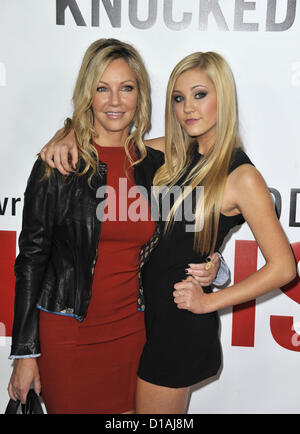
[{"x1": 0, "y1": 0, "x2": 299, "y2": 414}]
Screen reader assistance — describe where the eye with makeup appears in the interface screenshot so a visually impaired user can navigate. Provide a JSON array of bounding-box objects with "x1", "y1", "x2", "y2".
[
  {"x1": 172, "y1": 94, "x2": 184, "y2": 103},
  {"x1": 172, "y1": 91, "x2": 207, "y2": 103},
  {"x1": 194, "y1": 91, "x2": 207, "y2": 99}
]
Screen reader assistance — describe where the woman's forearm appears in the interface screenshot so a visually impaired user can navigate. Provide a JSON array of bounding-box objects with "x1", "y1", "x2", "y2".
[{"x1": 208, "y1": 259, "x2": 296, "y2": 312}]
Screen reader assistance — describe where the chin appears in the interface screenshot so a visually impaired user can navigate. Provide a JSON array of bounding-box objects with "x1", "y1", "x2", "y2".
[
  {"x1": 184, "y1": 127, "x2": 205, "y2": 137},
  {"x1": 102, "y1": 122, "x2": 130, "y2": 132}
]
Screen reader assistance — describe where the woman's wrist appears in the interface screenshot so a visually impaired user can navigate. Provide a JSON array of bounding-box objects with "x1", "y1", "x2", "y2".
[{"x1": 203, "y1": 291, "x2": 219, "y2": 313}]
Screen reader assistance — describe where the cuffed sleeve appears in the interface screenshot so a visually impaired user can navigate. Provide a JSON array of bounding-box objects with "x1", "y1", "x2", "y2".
[
  {"x1": 10, "y1": 158, "x2": 57, "y2": 357},
  {"x1": 213, "y1": 252, "x2": 230, "y2": 287},
  {"x1": 8, "y1": 353, "x2": 41, "y2": 360}
]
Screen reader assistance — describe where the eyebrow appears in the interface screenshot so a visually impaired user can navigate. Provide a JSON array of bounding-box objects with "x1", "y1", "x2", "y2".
[
  {"x1": 192, "y1": 84, "x2": 208, "y2": 90},
  {"x1": 98, "y1": 80, "x2": 136, "y2": 85},
  {"x1": 172, "y1": 84, "x2": 208, "y2": 93}
]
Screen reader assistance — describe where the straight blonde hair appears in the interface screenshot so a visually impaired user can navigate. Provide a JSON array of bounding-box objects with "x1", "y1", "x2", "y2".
[
  {"x1": 45, "y1": 38, "x2": 151, "y2": 182},
  {"x1": 153, "y1": 52, "x2": 243, "y2": 255}
]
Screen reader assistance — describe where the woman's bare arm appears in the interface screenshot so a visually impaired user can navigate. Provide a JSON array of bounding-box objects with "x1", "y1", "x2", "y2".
[
  {"x1": 173, "y1": 165, "x2": 296, "y2": 313},
  {"x1": 40, "y1": 131, "x2": 166, "y2": 176}
]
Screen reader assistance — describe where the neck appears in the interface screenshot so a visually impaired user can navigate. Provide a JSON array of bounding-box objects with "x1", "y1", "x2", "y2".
[
  {"x1": 196, "y1": 127, "x2": 216, "y2": 155},
  {"x1": 93, "y1": 127, "x2": 130, "y2": 147}
]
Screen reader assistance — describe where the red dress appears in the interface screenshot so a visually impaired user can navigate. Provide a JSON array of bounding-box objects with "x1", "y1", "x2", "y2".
[{"x1": 38, "y1": 144, "x2": 156, "y2": 413}]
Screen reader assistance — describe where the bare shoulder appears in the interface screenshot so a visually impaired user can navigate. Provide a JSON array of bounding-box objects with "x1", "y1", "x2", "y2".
[
  {"x1": 223, "y1": 164, "x2": 266, "y2": 215},
  {"x1": 144, "y1": 136, "x2": 165, "y2": 153},
  {"x1": 227, "y1": 164, "x2": 272, "y2": 216},
  {"x1": 229, "y1": 164, "x2": 266, "y2": 191}
]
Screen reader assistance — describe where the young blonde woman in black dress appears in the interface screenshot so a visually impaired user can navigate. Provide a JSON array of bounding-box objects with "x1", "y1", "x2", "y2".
[{"x1": 135, "y1": 52, "x2": 295, "y2": 413}]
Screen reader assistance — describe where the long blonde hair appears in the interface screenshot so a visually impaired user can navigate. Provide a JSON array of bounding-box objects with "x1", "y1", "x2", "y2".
[
  {"x1": 45, "y1": 38, "x2": 151, "y2": 181},
  {"x1": 153, "y1": 52, "x2": 243, "y2": 255}
]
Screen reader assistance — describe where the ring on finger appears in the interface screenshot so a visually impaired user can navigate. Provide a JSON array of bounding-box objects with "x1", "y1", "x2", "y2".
[{"x1": 205, "y1": 260, "x2": 214, "y2": 271}]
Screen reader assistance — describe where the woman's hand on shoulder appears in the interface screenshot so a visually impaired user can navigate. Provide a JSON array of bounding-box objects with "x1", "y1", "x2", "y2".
[
  {"x1": 144, "y1": 136, "x2": 165, "y2": 153},
  {"x1": 40, "y1": 127, "x2": 78, "y2": 176}
]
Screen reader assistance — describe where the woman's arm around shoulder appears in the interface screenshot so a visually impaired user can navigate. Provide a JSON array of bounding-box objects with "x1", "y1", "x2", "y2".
[
  {"x1": 40, "y1": 123, "x2": 78, "y2": 175},
  {"x1": 144, "y1": 136, "x2": 165, "y2": 153}
]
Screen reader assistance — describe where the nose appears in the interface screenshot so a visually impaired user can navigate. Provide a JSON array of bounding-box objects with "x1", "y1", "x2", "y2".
[
  {"x1": 183, "y1": 97, "x2": 195, "y2": 114},
  {"x1": 110, "y1": 89, "x2": 121, "y2": 107}
]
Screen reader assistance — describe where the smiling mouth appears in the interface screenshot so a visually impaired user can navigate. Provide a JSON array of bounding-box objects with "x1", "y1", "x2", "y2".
[{"x1": 106, "y1": 112, "x2": 125, "y2": 119}]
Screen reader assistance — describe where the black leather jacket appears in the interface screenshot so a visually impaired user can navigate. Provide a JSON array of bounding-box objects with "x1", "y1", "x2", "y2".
[{"x1": 10, "y1": 146, "x2": 164, "y2": 357}]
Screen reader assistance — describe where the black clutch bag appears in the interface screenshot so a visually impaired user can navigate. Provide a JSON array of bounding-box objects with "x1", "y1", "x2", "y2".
[{"x1": 5, "y1": 389, "x2": 44, "y2": 414}]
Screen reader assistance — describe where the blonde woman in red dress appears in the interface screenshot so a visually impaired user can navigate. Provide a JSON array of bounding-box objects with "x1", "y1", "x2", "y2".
[{"x1": 8, "y1": 39, "x2": 225, "y2": 414}]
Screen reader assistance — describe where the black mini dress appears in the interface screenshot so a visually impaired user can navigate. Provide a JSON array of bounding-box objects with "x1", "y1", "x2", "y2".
[{"x1": 137, "y1": 147, "x2": 253, "y2": 388}]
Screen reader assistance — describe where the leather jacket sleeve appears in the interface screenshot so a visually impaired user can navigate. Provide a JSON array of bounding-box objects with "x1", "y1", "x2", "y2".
[{"x1": 10, "y1": 158, "x2": 58, "y2": 357}]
